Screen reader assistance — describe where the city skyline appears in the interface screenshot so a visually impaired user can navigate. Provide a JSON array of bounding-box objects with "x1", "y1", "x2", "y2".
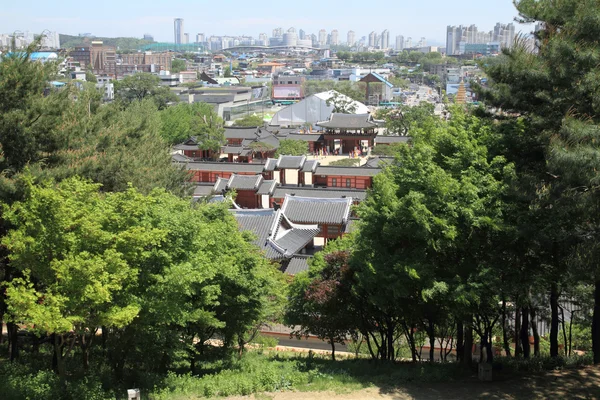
[{"x1": 1, "y1": 0, "x2": 527, "y2": 45}]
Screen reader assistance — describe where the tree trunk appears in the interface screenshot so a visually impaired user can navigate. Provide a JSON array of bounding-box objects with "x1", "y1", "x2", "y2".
[
  {"x1": 463, "y1": 321, "x2": 473, "y2": 366},
  {"x1": 502, "y1": 299, "x2": 512, "y2": 357},
  {"x1": 330, "y1": 340, "x2": 336, "y2": 361},
  {"x1": 561, "y1": 306, "x2": 568, "y2": 356},
  {"x1": 550, "y1": 283, "x2": 560, "y2": 357},
  {"x1": 530, "y1": 308, "x2": 540, "y2": 357},
  {"x1": 486, "y1": 329, "x2": 494, "y2": 364},
  {"x1": 53, "y1": 334, "x2": 66, "y2": 383},
  {"x1": 7, "y1": 322, "x2": 18, "y2": 361},
  {"x1": 81, "y1": 334, "x2": 90, "y2": 372},
  {"x1": 520, "y1": 307, "x2": 530, "y2": 359},
  {"x1": 387, "y1": 321, "x2": 395, "y2": 361},
  {"x1": 514, "y1": 307, "x2": 522, "y2": 357},
  {"x1": 593, "y1": 279, "x2": 600, "y2": 364},
  {"x1": 456, "y1": 320, "x2": 464, "y2": 363},
  {"x1": 428, "y1": 320, "x2": 435, "y2": 363}
]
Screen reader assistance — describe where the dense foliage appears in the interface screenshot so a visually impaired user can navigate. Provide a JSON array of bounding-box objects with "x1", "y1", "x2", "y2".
[{"x1": 274, "y1": 139, "x2": 309, "y2": 157}]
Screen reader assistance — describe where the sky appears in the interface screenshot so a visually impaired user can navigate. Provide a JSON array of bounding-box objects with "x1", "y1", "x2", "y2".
[{"x1": 1, "y1": 0, "x2": 528, "y2": 45}]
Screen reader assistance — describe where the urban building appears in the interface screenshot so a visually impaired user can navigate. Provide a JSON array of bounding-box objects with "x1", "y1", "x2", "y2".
[
  {"x1": 299, "y1": 29, "x2": 306, "y2": 40},
  {"x1": 183, "y1": 33, "x2": 189, "y2": 44},
  {"x1": 258, "y1": 33, "x2": 268, "y2": 46},
  {"x1": 368, "y1": 31, "x2": 376, "y2": 48},
  {"x1": 446, "y1": 23, "x2": 515, "y2": 55},
  {"x1": 318, "y1": 29, "x2": 327, "y2": 47},
  {"x1": 381, "y1": 29, "x2": 389, "y2": 50},
  {"x1": 119, "y1": 51, "x2": 172, "y2": 72},
  {"x1": 143, "y1": 33, "x2": 154, "y2": 41},
  {"x1": 405, "y1": 37, "x2": 412, "y2": 49},
  {"x1": 330, "y1": 30, "x2": 339, "y2": 46},
  {"x1": 347, "y1": 30, "x2": 356, "y2": 47},
  {"x1": 174, "y1": 18, "x2": 184, "y2": 44},
  {"x1": 196, "y1": 33, "x2": 205, "y2": 43},
  {"x1": 272, "y1": 27, "x2": 283, "y2": 38},
  {"x1": 395, "y1": 35, "x2": 404, "y2": 51}
]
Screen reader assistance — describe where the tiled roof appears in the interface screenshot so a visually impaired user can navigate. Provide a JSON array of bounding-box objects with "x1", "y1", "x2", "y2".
[
  {"x1": 364, "y1": 156, "x2": 394, "y2": 168},
  {"x1": 272, "y1": 187, "x2": 367, "y2": 201},
  {"x1": 224, "y1": 127, "x2": 260, "y2": 139},
  {"x1": 185, "y1": 162, "x2": 265, "y2": 173},
  {"x1": 232, "y1": 209, "x2": 319, "y2": 261},
  {"x1": 264, "y1": 158, "x2": 278, "y2": 171},
  {"x1": 213, "y1": 177, "x2": 228, "y2": 193},
  {"x1": 315, "y1": 166, "x2": 381, "y2": 177},
  {"x1": 375, "y1": 135, "x2": 411, "y2": 144},
  {"x1": 193, "y1": 184, "x2": 215, "y2": 197},
  {"x1": 283, "y1": 256, "x2": 311, "y2": 275},
  {"x1": 317, "y1": 113, "x2": 378, "y2": 129},
  {"x1": 173, "y1": 144, "x2": 200, "y2": 151},
  {"x1": 268, "y1": 214, "x2": 319, "y2": 258},
  {"x1": 257, "y1": 180, "x2": 277, "y2": 195},
  {"x1": 301, "y1": 159, "x2": 319, "y2": 173},
  {"x1": 277, "y1": 155, "x2": 306, "y2": 169},
  {"x1": 281, "y1": 195, "x2": 352, "y2": 225},
  {"x1": 227, "y1": 174, "x2": 263, "y2": 190},
  {"x1": 172, "y1": 153, "x2": 193, "y2": 162},
  {"x1": 232, "y1": 209, "x2": 280, "y2": 258},
  {"x1": 222, "y1": 145, "x2": 244, "y2": 155},
  {"x1": 284, "y1": 133, "x2": 324, "y2": 142}
]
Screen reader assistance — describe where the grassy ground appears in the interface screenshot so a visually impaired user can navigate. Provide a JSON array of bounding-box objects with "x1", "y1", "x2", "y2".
[
  {"x1": 149, "y1": 351, "x2": 599, "y2": 400},
  {"x1": 2, "y1": 345, "x2": 598, "y2": 400},
  {"x1": 226, "y1": 366, "x2": 600, "y2": 399}
]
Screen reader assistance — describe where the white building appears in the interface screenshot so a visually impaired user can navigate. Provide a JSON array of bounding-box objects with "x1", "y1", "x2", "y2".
[
  {"x1": 174, "y1": 18, "x2": 184, "y2": 44},
  {"x1": 347, "y1": 30, "x2": 356, "y2": 47},
  {"x1": 395, "y1": 35, "x2": 404, "y2": 51}
]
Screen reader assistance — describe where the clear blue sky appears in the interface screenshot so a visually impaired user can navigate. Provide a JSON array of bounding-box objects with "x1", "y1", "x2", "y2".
[{"x1": 2, "y1": 0, "x2": 528, "y2": 44}]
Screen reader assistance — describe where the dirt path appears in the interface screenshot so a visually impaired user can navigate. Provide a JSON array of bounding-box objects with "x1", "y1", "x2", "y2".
[{"x1": 226, "y1": 366, "x2": 600, "y2": 400}]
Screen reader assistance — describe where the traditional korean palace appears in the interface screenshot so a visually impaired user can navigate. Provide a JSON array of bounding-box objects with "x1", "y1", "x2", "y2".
[
  {"x1": 316, "y1": 113, "x2": 380, "y2": 155},
  {"x1": 173, "y1": 122, "x2": 411, "y2": 275}
]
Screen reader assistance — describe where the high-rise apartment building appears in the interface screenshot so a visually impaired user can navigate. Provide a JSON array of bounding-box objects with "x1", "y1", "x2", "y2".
[
  {"x1": 196, "y1": 33, "x2": 205, "y2": 43},
  {"x1": 330, "y1": 30, "x2": 339, "y2": 46},
  {"x1": 272, "y1": 27, "x2": 283, "y2": 38},
  {"x1": 259, "y1": 33, "x2": 268, "y2": 46},
  {"x1": 347, "y1": 30, "x2": 356, "y2": 47},
  {"x1": 493, "y1": 22, "x2": 515, "y2": 49},
  {"x1": 299, "y1": 29, "x2": 306, "y2": 40},
  {"x1": 381, "y1": 29, "x2": 389, "y2": 49},
  {"x1": 395, "y1": 35, "x2": 404, "y2": 51},
  {"x1": 405, "y1": 37, "x2": 412, "y2": 49},
  {"x1": 368, "y1": 31, "x2": 376, "y2": 47},
  {"x1": 143, "y1": 33, "x2": 154, "y2": 41},
  {"x1": 183, "y1": 33, "x2": 189, "y2": 44},
  {"x1": 318, "y1": 29, "x2": 327, "y2": 46},
  {"x1": 417, "y1": 37, "x2": 427, "y2": 47},
  {"x1": 174, "y1": 18, "x2": 184, "y2": 44}
]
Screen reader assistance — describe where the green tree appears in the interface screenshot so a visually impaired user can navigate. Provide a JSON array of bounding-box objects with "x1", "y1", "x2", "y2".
[
  {"x1": 479, "y1": 0, "x2": 600, "y2": 362},
  {"x1": 326, "y1": 91, "x2": 358, "y2": 114},
  {"x1": 114, "y1": 72, "x2": 178, "y2": 110},
  {"x1": 233, "y1": 114, "x2": 264, "y2": 127},
  {"x1": 159, "y1": 102, "x2": 226, "y2": 153},
  {"x1": 224, "y1": 66, "x2": 233, "y2": 77},
  {"x1": 285, "y1": 251, "x2": 356, "y2": 360},
  {"x1": 274, "y1": 139, "x2": 308, "y2": 157},
  {"x1": 171, "y1": 58, "x2": 186, "y2": 73}
]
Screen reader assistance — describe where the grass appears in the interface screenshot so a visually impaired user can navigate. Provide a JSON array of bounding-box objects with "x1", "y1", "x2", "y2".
[
  {"x1": 0, "y1": 342, "x2": 595, "y2": 400},
  {"x1": 148, "y1": 351, "x2": 466, "y2": 399}
]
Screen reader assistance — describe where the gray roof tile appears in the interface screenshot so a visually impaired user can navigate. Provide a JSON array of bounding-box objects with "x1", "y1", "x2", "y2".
[
  {"x1": 213, "y1": 177, "x2": 228, "y2": 193},
  {"x1": 277, "y1": 155, "x2": 306, "y2": 169},
  {"x1": 257, "y1": 180, "x2": 277, "y2": 195},
  {"x1": 317, "y1": 113, "x2": 377, "y2": 129},
  {"x1": 272, "y1": 187, "x2": 367, "y2": 201},
  {"x1": 283, "y1": 256, "x2": 311, "y2": 275},
  {"x1": 281, "y1": 195, "x2": 352, "y2": 225},
  {"x1": 315, "y1": 166, "x2": 380, "y2": 177},
  {"x1": 185, "y1": 162, "x2": 265, "y2": 173},
  {"x1": 227, "y1": 174, "x2": 263, "y2": 190},
  {"x1": 224, "y1": 127, "x2": 260, "y2": 139},
  {"x1": 264, "y1": 158, "x2": 278, "y2": 171},
  {"x1": 301, "y1": 159, "x2": 319, "y2": 172}
]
